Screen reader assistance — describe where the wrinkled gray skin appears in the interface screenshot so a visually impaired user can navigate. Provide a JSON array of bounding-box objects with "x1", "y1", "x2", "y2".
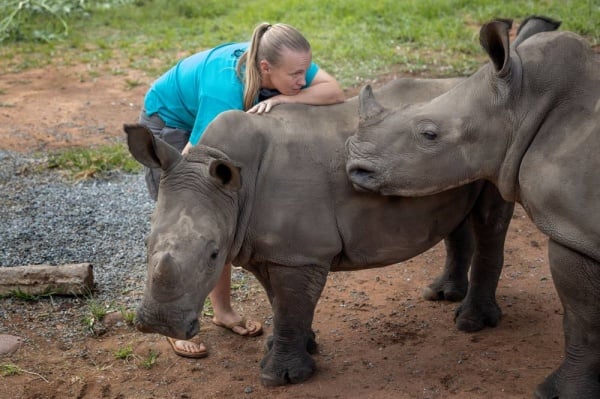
[
  {"x1": 125, "y1": 80, "x2": 515, "y2": 386},
  {"x1": 127, "y1": 15, "x2": 558, "y2": 388},
  {"x1": 346, "y1": 19, "x2": 599, "y2": 399}
]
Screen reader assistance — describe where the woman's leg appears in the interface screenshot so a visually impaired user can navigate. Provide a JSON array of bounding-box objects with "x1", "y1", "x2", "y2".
[
  {"x1": 210, "y1": 263, "x2": 262, "y2": 335},
  {"x1": 167, "y1": 263, "x2": 261, "y2": 357}
]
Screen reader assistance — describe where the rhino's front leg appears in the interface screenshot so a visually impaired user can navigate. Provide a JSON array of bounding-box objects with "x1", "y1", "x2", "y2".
[
  {"x1": 423, "y1": 216, "x2": 473, "y2": 302},
  {"x1": 535, "y1": 240, "x2": 600, "y2": 398},
  {"x1": 258, "y1": 264, "x2": 328, "y2": 387},
  {"x1": 455, "y1": 184, "x2": 513, "y2": 332}
]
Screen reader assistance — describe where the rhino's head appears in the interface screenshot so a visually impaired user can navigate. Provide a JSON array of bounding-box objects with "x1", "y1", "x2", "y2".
[
  {"x1": 346, "y1": 19, "x2": 522, "y2": 198},
  {"x1": 125, "y1": 124, "x2": 241, "y2": 340}
]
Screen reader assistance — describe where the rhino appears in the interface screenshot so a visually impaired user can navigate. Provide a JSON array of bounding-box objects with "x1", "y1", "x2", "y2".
[
  {"x1": 125, "y1": 89, "x2": 514, "y2": 387},
  {"x1": 346, "y1": 19, "x2": 599, "y2": 398}
]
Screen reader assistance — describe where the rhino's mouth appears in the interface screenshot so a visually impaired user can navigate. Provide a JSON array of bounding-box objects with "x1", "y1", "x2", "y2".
[
  {"x1": 346, "y1": 160, "x2": 383, "y2": 193},
  {"x1": 135, "y1": 306, "x2": 200, "y2": 340}
]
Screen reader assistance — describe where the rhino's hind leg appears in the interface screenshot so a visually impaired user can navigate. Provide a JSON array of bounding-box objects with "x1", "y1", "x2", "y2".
[
  {"x1": 423, "y1": 217, "x2": 473, "y2": 302},
  {"x1": 535, "y1": 239, "x2": 600, "y2": 398},
  {"x1": 454, "y1": 184, "x2": 513, "y2": 332},
  {"x1": 258, "y1": 264, "x2": 328, "y2": 387}
]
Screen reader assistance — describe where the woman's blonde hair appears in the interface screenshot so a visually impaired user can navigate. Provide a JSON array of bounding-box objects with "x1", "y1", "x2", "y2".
[{"x1": 237, "y1": 23, "x2": 311, "y2": 110}]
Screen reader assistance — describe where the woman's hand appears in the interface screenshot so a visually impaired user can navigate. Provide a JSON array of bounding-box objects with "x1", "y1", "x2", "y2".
[
  {"x1": 247, "y1": 97, "x2": 281, "y2": 114},
  {"x1": 182, "y1": 142, "x2": 192, "y2": 155}
]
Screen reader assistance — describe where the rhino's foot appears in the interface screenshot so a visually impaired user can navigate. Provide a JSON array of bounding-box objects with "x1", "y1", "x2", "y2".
[
  {"x1": 422, "y1": 278, "x2": 467, "y2": 302},
  {"x1": 264, "y1": 331, "x2": 318, "y2": 355},
  {"x1": 535, "y1": 363, "x2": 600, "y2": 398},
  {"x1": 454, "y1": 299, "x2": 501, "y2": 332},
  {"x1": 260, "y1": 349, "x2": 316, "y2": 387}
]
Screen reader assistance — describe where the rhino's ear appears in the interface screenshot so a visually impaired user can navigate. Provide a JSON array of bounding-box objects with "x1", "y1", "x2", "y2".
[
  {"x1": 479, "y1": 19, "x2": 512, "y2": 77},
  {"x1": 358, "y1": 85, "x2": 385, "y2": 123},
  {"x1": 512, "y1": 15, "x2": 561, "y2": 48},
  {"x1": 209, "y1": 159, "x2": 241, "y2": 190},
  {"x1": 124, "y1": 124, "x2": 182, "y2": 171}
]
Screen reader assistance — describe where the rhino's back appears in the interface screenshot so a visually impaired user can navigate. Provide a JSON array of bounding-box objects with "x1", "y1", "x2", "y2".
[{"x1": 202, "y1": 77, "x2": 477, "y2": 269}]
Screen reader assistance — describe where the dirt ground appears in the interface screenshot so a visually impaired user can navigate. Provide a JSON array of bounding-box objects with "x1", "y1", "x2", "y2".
[{"x1": 0, "y1": 63, "x2": 565, "y2": 399}]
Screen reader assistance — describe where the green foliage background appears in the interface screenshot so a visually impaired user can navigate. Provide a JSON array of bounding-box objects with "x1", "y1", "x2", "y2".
[{"x1": 1, "y1": 0, "x2": 598, "y2": 86}]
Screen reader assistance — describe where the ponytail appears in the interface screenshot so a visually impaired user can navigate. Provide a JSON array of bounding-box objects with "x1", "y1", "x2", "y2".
[{"x1": 237, "y1": 23, "x2": 271, "y2": 111}]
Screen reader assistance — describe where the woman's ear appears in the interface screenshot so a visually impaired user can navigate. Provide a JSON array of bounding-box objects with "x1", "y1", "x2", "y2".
[{"x1": 259, "y1": 59, "x2": 271, "y2": 74}]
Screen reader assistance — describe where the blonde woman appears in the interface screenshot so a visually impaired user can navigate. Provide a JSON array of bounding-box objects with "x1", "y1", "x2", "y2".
[{"x1": 138, "y1": 22, "x2": 344, "y2": 358}]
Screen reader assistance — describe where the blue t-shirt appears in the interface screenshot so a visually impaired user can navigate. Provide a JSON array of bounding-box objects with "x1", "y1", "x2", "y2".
[{"x1": 144, "y1": 42, "x2": 319, "y2": 145}]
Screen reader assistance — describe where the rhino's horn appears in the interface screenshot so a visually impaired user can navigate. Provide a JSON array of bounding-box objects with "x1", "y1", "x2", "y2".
[{"x1": 358, "y1": 85, "x2": 384, "y2": 123}]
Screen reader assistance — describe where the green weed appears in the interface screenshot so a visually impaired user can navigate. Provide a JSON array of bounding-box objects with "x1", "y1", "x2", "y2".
[
  {"x1": 139, "y1": 349, "x2": 160, "y2": 369},
  {"x1": 47, "y1": 144, "x2": 142, "y2": 180},
  {"x1": 119, "y1": 306, "x2": 136, "y2": 325},
  {"x1": 113, "y1": 345, "x2": 134, "y2": 360},
  {"x1": 6, "y1": 288, "x2": 57, "y2": 301},
  {"x1": 82, "y1": 296, "x2": 109, "y2": 334},
  {"x1": 0, "y1": 364, "x2": 21, "y2": 376},
  {"x1": 0, "y1": 364, "x2": 49, "y2": 381}
]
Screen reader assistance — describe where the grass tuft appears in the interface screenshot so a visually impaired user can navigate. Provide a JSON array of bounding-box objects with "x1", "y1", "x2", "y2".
[{"x1": 46, "y1": 144, "x2": 142, "y2": 179}]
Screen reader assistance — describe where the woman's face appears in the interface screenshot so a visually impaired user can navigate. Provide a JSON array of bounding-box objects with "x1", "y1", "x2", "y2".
[{"x1": 260, "y1": 48, "x2": 312, "y2": 96}]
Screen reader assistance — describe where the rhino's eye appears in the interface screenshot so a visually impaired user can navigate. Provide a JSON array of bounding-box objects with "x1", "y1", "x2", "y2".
[
  {"x1": 210, "y1": 250, "x2": 219, "y2": 261},
  {"x1": 422, "y1": 130, "x2": 437, "y2": 140}
]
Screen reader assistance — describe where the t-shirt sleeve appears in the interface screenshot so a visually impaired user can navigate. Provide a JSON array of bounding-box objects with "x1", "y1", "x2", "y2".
[{"x1": 305, "y1": 62, "x2": 319, "y2": 87}]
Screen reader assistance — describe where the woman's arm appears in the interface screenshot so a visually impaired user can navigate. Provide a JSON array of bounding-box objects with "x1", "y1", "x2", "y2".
[{"x1": 248, "y1": 69, "x2": 345, "y2": 114}]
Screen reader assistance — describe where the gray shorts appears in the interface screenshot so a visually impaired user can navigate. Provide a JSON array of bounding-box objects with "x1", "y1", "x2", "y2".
[{"x1": 138, "y1": 111, "x2": 190, "y2": 201}]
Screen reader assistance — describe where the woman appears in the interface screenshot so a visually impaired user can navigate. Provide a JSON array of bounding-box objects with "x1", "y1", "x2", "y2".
[{"x1": 139, "y1": 22, "x2": 345, "y2": 358}]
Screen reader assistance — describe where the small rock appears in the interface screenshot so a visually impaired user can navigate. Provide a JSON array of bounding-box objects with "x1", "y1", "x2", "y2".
[
  {"x1": 103, "y1": 311, "x2": 125, "y2": 327},
  {"x1": 0, "y1": 334, "x2": 23, "y2": 355}
]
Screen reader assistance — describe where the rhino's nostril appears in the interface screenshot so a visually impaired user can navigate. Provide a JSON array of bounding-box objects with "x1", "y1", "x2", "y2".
[{"x1": 349, "y1": 167, "x2": 374, "y2": 179}]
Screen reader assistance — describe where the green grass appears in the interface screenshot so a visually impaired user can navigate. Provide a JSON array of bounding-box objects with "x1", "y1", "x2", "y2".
[
  {"x1": 0, "y1": 364, "x2": 22, "y2": 377},
  {"x1": 139, "y1": 349, "x2": 160, "y2": 369},
  {"x1": 113, "y1": 345, "x2": 135, "y2": 360},
  {"x1": 5, "y1": 288, "x2": 56, "y2": 301},
  {"x1": 46, "y1": 143, "x2": 142, "y2": 179},
  {"x1": 119, "y1": 306, "x2": 136, "y2": 325},
  {"x1": 1, "y1": 0, "x2": 598, "y2": 86},
  {"x1": 82, "y1": 296, "x2": 109, "y2": 334},
  {"x1": 113, "y1": 345, "x2": 159, "y2": 369}
]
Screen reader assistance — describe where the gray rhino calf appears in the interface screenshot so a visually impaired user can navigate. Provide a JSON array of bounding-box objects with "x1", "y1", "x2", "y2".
[
  {"x1": 125, "y1": 77, "x2": 513, "y2": 387},
  {"x1": 128, "y1": 15, "x2": 559, "y2": 388},
  {"x1": 347, "y1": 18, "x2": 598, "y2": 399}
]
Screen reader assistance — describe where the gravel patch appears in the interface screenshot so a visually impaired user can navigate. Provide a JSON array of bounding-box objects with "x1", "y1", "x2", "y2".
[{"x1": 0, "y1": 150, "x2": 154, "y2": 307}]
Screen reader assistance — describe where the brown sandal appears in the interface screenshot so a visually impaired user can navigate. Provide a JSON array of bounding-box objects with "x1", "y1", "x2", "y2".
[
  {"x1": 212, "y1": 318, "x2": 263, "y2": 337},
  {"x1": 166, "y1": 337, "x2": 208, "y2": 359}
]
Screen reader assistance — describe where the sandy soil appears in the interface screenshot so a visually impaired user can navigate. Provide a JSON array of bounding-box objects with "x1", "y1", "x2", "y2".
[{"x1": 0, "y1": 64, "x2": 564, "y2": 399}]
